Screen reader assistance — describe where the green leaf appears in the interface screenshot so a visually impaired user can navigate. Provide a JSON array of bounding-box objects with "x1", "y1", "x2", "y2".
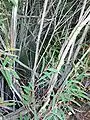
[
  {"x1": 52, "y1": 109, "x2": 65, "y2": 120},
  {"x1": 20, "y1": 113, "x2": 22, "y2": 120},
  {"x1": 47, "y1": 68, "x2": 58, "y2": 73},
  {"x1": 24, "y1": 115, "x2": 30, "y2": 120},
  {"x1": 28, "y1": 82, "x2": 33, "y2": 89},
  {"x1": 22, "y1": 86, "x2": 30, "y2": 91},
  {"x1": 3, "y1": 56, "x2": 9, "y2": 66},
  {"x1": 69, "y1": 80, "x2": 83, "y2": 86},
  {"x1": 79, "y1": 93, "x2": 90, "y2": 100},
  {"x1": 37, "y1": 81, "x2": 47, "y2": 86},
  {"x1": 24, "y1": 89, "x2": 30, "y2": 94},
  {"x1": 41, "y1": 57, "x2": 45, "y2": 73},
  {"x1": 4, "y1": 102, "x2": 15, "y2": 106},
  {"x1": 43, "y1": 72, "x2": 51, "y2": 78},
  {"x1": 22, "y1": 94, "x2": 29, "y2": 101},
  {"x1": 67, "y1": 106, "x2": 75, "y2": 114},
  {"x1": 1, "y1": 69, "x2": 12, "y2": 87},
  {"x1": 76, "y1": 73, "x2": 85, "y2": 81},
  {"x1": 23, "y1": 100, "x2": 28, "y2": 105},
  {"x1": 60, "y1": 94, "x2": 68, "y2": 103},
  {"x1": 39, "y1": 75, "x2": 47, "y2": 81},
  {"x1": 71, "y1": 99, "x2": 81, "y2": 106},
  {"x1": 11, "y1": 70, "x2": 20, "y2": 79},
  {"x1": 44, "y1": 114, "x2": 53, "y2": 120},
  {"x1": 71, "y1": 92, "x2": 81, "y2": 99},
  {"x1": 52, "y1": 92, "x2": 56, "y2": 109}
]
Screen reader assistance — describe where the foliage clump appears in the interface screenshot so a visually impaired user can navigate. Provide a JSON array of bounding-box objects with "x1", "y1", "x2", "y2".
[{"x1": 0, "y1": 0, "x2": 90, "y2": 120}]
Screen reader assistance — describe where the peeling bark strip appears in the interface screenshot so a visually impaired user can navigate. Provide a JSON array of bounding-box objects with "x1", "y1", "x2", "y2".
[
  {"x1": 10, "y1": 0, "x2": 22, "y2": 106},
  {"x1": 10, "y1": 5, "x2": 18, "y2": 49}
]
